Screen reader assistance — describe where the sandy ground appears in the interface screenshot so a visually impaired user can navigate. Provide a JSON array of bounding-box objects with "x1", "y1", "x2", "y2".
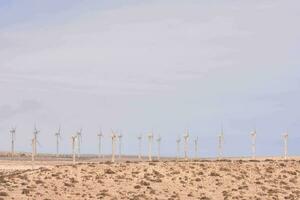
[{"x1": 0, "y1": 158, "x2": 299, "y2": 200}]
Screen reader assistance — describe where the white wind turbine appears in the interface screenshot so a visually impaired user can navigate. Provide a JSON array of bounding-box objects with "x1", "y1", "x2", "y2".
[
  {"x1": 118, "y1": 133, "x2": 123, "y2": 159},
  {"x1": 148, "y1": 131, "x2": 154, "y2": 161},
  {"x1": 31, "y1": 137, "x2": 35, "y2": 169},
  {"x1": 71, "y1": 135, "x2": 77, "y2": 165},
  {"x1": 218, "y1": 127, "x2": 224, "y2": 160},
  {"x1": 283, "y1": 132, "x2": 288, "y2": 160},
  {"x1": 250, "y1": 130, "x2": 257, "y2": 159},
  {"x1": 194, "y1": 136, "x2": 199, "y2": 159},
  {"x1": 76, "y1": 129, "x2": 82, "y2": 158},
  {"x1": 183, "y1": 129, "x2": 189, "y2": 160},
  {"x1": 97, "y1": 130, "x2": 104, "y2": 159},
  {"x1": 33, "y1": 125, "x2": 40, "y2": 156},
  {"x1": 111, "y1": 130, "x2": 117, "y2": 163},
  {"x1": 55, "y1": 126, "x2": 62, "y2": 157},
  {"x1": 176, "y1": 135, "x2": 181, "y2": 161},
  {"x1": 137, "y1": 134, "x2": 142, "y2": 160},
  {"x1": 9, "y1": 127, "x2": 16, "y2": 158},
  {"x1": 156, "y1": 135, "x2": 161, "y2": 161}
]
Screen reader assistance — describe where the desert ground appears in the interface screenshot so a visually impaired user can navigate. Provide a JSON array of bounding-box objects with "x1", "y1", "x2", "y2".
[{"x1": 0, "y1": 156, "x2": 299, "y2": 200}]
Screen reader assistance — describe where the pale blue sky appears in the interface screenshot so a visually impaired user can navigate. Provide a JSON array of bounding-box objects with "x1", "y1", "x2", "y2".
[{"x1": 0, "y1": 1, "x2": 299, "y2": 158}]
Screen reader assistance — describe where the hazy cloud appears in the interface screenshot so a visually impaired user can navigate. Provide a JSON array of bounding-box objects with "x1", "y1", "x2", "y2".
[{"x1": 0, "y1": 100, "x2": 41, "y2": 120}]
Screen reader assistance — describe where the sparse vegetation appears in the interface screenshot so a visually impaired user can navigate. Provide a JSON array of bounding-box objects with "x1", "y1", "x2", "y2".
[{"x1": 0, "y1": 159, "x2": 298, "y2": 199}]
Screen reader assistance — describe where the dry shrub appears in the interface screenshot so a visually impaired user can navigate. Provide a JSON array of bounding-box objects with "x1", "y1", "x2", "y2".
[
  {"x1": 238, "y1": 185, "x2": 249, "y2": 190},
  {"x1": 134, "y1": 185, "x2": 141, "y2": 189},
  {"x1": 209, "y1": 172, "x2": 220, "y2": 177},
  {"x1": 265, "y1": 167, "x2": 274, "y2": 173},
  {"x1": 149, "y1": 162, "x2": 156, "y2": 166},
  {"x1": 0, "y1": 192, "x2": 8, "y2": 197},
  {"x1": 200, "y1": 196, "x2": 211, "y2": 200},
  {"x1": 35, "y1": 180, "x2": 44, "y2": 184},
  {"x1": 70, "y1": 177, "x2": 79, "y2": 184},
  {"x1": 152, "y1": 170, "x2": 164, "y2": 178},
  {"x1": 64, "y1": 182, "x2": 73, "y2": 187},
  {"x1": 219, "y1": 167, "x2": 230, "y2": 172},
  {"x1": 170, "y1": 170, "x2": 180, "y2": 175},
  {"x1": 289, "y1": 178, "x2": 297, "y2": 184},
  {"x1": 249, "y1": 160, "x2": 260, "y2": 162},
  {"x1": 104, "y1": 169, "x2": 115, "y2": 174},
  {"x1": 22, "y1": 188, "x2": 30, "y2": 195},
  {"x1": 140, "y1": 180, "x2": 150, "y2": 186}
]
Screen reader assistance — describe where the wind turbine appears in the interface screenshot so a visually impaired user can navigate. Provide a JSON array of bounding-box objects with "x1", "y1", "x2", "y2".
[
  {"x1": 31, "y1": 137, "x2": 35, "y2": 169},
  {"x1": 283, "y1": 132, "x2": 288, "y2": 160},
  {"x1": 148, "y1": 131, "x2": 154, "y2": 161},
  {"x1": 137, "y1": 134, "x2": 142, "y2": 160},
  {"x1": 250, "y1": 130, "x2": 257, "y2": 159},
  {"x1": 118, "y1": 133, "x2": 123, "y2": 159},
  {"x1": 218, "y1": 127, "x2": 224, "y2": 160},
  {"x1": 156, "y1": 135, "x2": 161, "y2": 161},
  {"x1": 183, "y1": 129, "x2": 189, "y2": 160},
  {"x1": 55, "y1": 126, "x2": 62, "y2": 157},
  {"x1": 97, "y1": 130, "x2": 104, "y2": 159},
  {"x1": 176, "y1": 135, "x2": 181, "y2": 161},
  {"x1": 9, "y1": 127, "x2": 16, "y2": 158},
  {"x1": 111, "y1": 130, "x2": 117, "y2": 163},
  {"x1": 71, "y1": 135, "x2": 77, "y2": 165},
  {"x1": 194, "y1": 136, "x2": 199, "y2": 159},
  {"x1": 76, "y1": 129, "x2": 82, "y2": 158},
  {"x1": 33, "y1": 125, "x2": 40, "y2": 156}
]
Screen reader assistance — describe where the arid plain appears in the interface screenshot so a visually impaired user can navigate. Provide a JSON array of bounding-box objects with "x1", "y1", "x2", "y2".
[{"x1": 0, "y1": 156, "x2": 299, "y2": 200}]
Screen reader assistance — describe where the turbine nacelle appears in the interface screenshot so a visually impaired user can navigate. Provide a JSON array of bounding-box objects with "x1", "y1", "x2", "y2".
[
  {"x1": 97, "y1": 132, "x2": 103, "y2": 137},
  {"x1": 76, "y1": 129, "x2": 83, "y2": 141},
  {"x1": 118, "y1": 134, "x2": 123, "y2": 139},
  {"x1": 55, "y1": 126, "x2": 61, "y2": 136},
  {"x1": 156, "y1": 135, "x2": 161, "y2": 142},
  {"x1": 34, "y1": 128, "x2": 40, "y2": 135},
  {"x1": 71, "y1": 135, "x2": 77, "y2": 142},
  {"x1": 148, "y1": 132, "x2": 153, "y2": 139},
  {"x1": 111, "y1": 130, "x2": 117, "y2": 139},
  {"x1": 33, "y1": 124, "x2": 40, "y2": 135},
  {"x1": 183, "y1": 129, "x2": 189, "y2": 139},
  {"x1": 137, "y1": 134, "x2": 142, "y2": 140},
  {"x1": 10, "y1": 127, "x2": 16, "y2": 134}
]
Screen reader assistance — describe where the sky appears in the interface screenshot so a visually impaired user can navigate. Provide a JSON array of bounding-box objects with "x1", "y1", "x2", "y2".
[{"x1": 0, "y1": 0, "x2": 299, "y2": 158}]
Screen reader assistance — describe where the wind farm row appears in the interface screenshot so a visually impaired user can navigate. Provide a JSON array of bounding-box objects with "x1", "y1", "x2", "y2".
[{"x1": 4, "y1": 126, "x2": 291, "y2": 166}]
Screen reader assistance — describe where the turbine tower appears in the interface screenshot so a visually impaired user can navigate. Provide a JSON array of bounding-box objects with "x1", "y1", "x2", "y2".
[
  {"x1": 148, "y1": 131, "x2": 154, "y2": 161},
  {"x1": 118, "y1": 133, "x2": 123, "y2": 159},
  {"x1": 76, "y1": 129, "x2": 82, "y2": 158},
  {"x1": 137, "y1": 134, "x2": 142, "y2": 160},
  {"x1": 71, "y1": 135, "x2": 77, "y2": 165},
  {"x1": 250, "y1": 130, "x2": 257, "y2": 159},
  {"x1": 194, "y1": 136, "x2": 199, "y2": 159},
  {"x1": 33, "y1": 125, "x2": 40, "y2": 156},
  {"x1": 218, "y1": 128, "x2": 224, "y2": 160},
  {"x1": 97, "y1": 130, "x2": 104, "y2": 159},
  {"x1": 156, "y1": 135, "x2": 161, "y2": 161},
  {"x1": 111, "y1": 130, "x2": 117, "y2": 163},
  {"x1": 55, "y1": 126, "x2": 61, "y2": 157},
  {"x1": 183, "y1": 129, "x2": 189, "y2": 160},
  {"x1": 9, "y1": 127, "x2": 16, "y2": 158},
  {"x1": 31, "y1": 137, "x2": 36, "y2": 169},
  {"x1": 176, "y1": 135, "x2": 181, "y2": 161},
  {"x1": 283, "y1": 132, "x2": 288, "y2": 160}
]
